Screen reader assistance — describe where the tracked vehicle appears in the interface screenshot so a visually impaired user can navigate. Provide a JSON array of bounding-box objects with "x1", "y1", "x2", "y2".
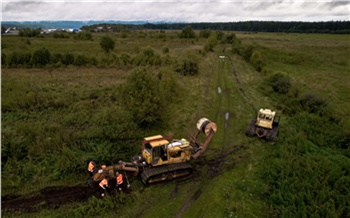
[
  {"x1": 89, "y1": 117, "x2": 217, "y2": 186},
  {"x1": 246, "y1": 109, "x2": 280, "y2": 141}
]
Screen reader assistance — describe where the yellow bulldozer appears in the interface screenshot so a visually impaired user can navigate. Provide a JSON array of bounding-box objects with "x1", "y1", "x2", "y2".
[
  {"x1": 245, "y1": 108, "x2": 280, "y2": 141},
  {"x1": 88, "y1": 117, "x2": 217, "y2": 186}
]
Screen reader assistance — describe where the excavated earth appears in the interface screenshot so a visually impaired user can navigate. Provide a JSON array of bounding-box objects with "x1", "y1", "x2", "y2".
[{"x1": 2, "y1": 185, "x2": 96, "y2": 213}]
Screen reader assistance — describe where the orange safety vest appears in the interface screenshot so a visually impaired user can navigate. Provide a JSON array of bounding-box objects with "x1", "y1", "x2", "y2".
[
  {"x1": 88, "y1": 161, "x2": 95, "y2": 172},
  {"x1": 117, "y1": 174, "x2": 123, "y2": 185},
  {"x1": 99, "y1": 179, "x2": 108, "y2": 189}
]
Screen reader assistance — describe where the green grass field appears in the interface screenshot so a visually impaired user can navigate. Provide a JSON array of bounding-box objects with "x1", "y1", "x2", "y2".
[{"x1": 2, "y1": 31, "x2": 349, "y2": 217}]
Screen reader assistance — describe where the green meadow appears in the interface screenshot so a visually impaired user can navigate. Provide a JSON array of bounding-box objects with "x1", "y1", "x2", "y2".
[{"x1": 1, "y1": 30, "x2": 349, "y2": 217}]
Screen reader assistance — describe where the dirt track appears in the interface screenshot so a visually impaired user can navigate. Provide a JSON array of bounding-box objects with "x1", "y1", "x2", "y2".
[{"x1": 2, "y1": 185, "x2": 95, "y2": 213}]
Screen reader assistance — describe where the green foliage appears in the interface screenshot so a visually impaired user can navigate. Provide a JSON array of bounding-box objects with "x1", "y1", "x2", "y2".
[
  {"x1": 250, "y1": 50, "x2": 267, "y2": 72},
  {"x1": 268, "y1": 71, "x2": 292, "y2": 94},
  {"x1": 199, "y1": 30, "x2": 212, "y2": 38},
  {"x1": 19, "y1": 28, "x2": 41, "y2": 37},
  {"x1": 53, "y1": 32, "x2": 70, "y2": 39},
  {"x1": 261, "y1": 135, "x2": 350, "y2": 217},
  {"x1": 62, "y1": 52, "x2": 75, "y2": 65},
  {"x1": 1, "y1": 52, "x2": 6, "y2": 66},
  {"x1": 120, "y1": 67, "x2": 162, "y2": 127},
  {"x1": 204, "y1": 32, "x2": 218, "y2": 52},
  {"x1": 224, "y1": 33, "x2": 240, "y2": 45},
  {"x1": 74, "y1": 54, "x2": 90, "y2": 66},
  {"x1": 179, "y1": 25, "x2": 196, "y2": 38},
  {"x1": 31, "y1": 47, "x2": 51, "y2": 67},
  {"x1": 100, "y1": 35, "x2": 115, "y2": 53},
  {"x1": 174, "y1": 52, "x2": 199, "y2": 76},
  {"x1": 133, "y1": 46, "x2": 161, "y2": 66},
  {"x1": 73, "y1": 32, "x2": 92, "y2": 40},
  {"x1": 6, "y1": 51, "x2": 32, "y2": 67},
  {"x1": 162, "y1": 46, "x2": 169, "y2": 53}
]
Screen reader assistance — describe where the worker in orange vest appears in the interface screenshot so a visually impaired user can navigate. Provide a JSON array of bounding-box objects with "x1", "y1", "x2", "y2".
[
  {"x1": 116, "y1": 172, "x2": 123, "y2": 191},
  {"x1": 99, "y1": 178, "x2": 109, "y2": 198}
]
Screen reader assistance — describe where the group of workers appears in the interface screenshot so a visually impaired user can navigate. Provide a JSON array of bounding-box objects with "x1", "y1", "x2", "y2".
[{"x1": 88, "y1": 160, "x2": 124, "y2": 198}]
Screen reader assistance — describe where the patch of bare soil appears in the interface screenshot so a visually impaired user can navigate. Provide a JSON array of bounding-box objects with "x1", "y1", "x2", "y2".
[{"x1": 2, "y1": 185, "x2": 96, "y2": 213}]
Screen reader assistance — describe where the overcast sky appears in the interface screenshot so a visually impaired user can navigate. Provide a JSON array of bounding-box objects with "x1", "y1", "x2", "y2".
[{"x1": 2, "y1": 0, "x2": 350, "y2": 22}]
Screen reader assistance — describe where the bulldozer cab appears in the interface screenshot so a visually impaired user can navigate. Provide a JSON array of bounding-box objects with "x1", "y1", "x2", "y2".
[
  {"x1": 142, "y1": 135, "x2": 169, "y2": 166},
  {"x1": 142, "y1": 135, "x2": 192, "y2": 167},
  {"x1": 256, "y1": 109, "x2": 276, "y2": 129}
]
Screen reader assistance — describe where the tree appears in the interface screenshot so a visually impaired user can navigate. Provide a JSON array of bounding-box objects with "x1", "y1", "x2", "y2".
[
  {"x1": 100, "y1": 35, "x2": 115, "y2": 53},
  {"x1": 179, "y1": 26, "x2": 196, "y2": 38},
  {"x1": 121, "y1": 68, "x2": 162, "y2": 127}
]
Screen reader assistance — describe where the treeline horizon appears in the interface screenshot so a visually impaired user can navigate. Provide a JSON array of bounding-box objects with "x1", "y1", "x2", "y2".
[{"x1": 82, "y1": 21, "x2": 350, "y2": 34}]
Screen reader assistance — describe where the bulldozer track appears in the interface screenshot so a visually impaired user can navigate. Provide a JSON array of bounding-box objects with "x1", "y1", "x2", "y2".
[{"x1": 141, "y1": 162, "x2": 193, "y2": 184}]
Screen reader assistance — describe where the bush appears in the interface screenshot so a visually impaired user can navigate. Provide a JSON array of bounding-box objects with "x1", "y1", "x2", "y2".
[
  {"x1": 1, "y1": 52, "x2": 6, "y2": 66},
  {"x1": 133, "y1": 46, "x2": 161, "y2": 66},
  {"x1": 119, "y1": 53, "x2": 131, "y2": 66},
  {"x1": 74, "y1": 54, "x2": 89, "y2": 66},
  {"x1": 53, "y1": 32, "x2": 70, "y2": 39},
  {"x1": 62, "y1": 53, "x2": 75, "y2": 65},
  {"x1": 250, "y1": 50, "x2": 267, "y2": 72},
  {"x1": 19, "y1": 28, "x2": 41, "y2": 37},
  {"x1": 299, "y1": 94, "x2": 328, "y2": 115},
  {"x1": 73, "y1": 32, "x2": 92, "y2": 40},
  {"x1": 51, "y1": 53, "x2": 64, "y2": 65},
  {"x1": 120, "y1": 67, "x2": 162, "y2": 127},
  {"x1": 268, "y1": 72, "x2": 292, "y2": 94},
  {"x1": 31, "y1": 47, "x2": 51, "y2": 67},
  {"x1": 199, "y1": 30, "x2": 212, "y2": 38},
  {"x1": 100, "y1": 35, "x2": 115, "y2": 53},
  {"x1": 179, "y1": 26, "x2": 196, "y2": 38},
  {"x1": 204, "y1": 32, "x2": 218, "y2": 52},
  {"x1": 174, "y1": 53, "x2": 199, "y2": 76},
  {"x1": 6, "y1": 52, "x2": 31, "y2": 67}
]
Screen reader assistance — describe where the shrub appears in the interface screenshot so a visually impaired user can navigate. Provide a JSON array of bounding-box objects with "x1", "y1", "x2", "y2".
[
  {"x1": 174, "y1": 53, "x2": 199, "y2": 76},
  {"x1": 53, "y1": 32, "x2": 70, "y2": 39},
  {"x1": 1, "y1": 52, "x2": 6, "y2": 66},
  {"x1": 162, "y1": 47, "x2": 169, "y2": 53},
  {"x1": 224, "y1": 33, "x2": 240, "y2": 44},
  {"x1": 179, "y1": 26, "x2": 196, "y2": 38},
  {"x1": 31, "y1": 47, "x2": 51, "y2": 67},
  {"x1": 120, "y1": 67, "x2": 162, "y2": 127},
  {"x1": 19, "y1": 28, "x2": 41, "y2": 37},
  {"x1": 51, "y1": 53, "x2": 64, "y2": 65},
  {"x1": 199, "y1": 30, "x2": 211, "y2": 38},
  {"x1": 250, "y1": 50, "x2": 267, "y2": 72},
  {"x1": 133, "y1": 46, "x2": 161, "y2": 66},
  {"x1": 204, "y1": 32, "x2": 218, "y2": 52},
  {"x1": 299, "y1": 94, "x2": 328, "y2": 115},
  {"x1": 74, "y1": 54, "x2": 89, "y2": 66},
  {"x1": 73, "y1": 32, "x2": 92, "y2": 40},
  {"x1": 100, "y1": 35, "x2": 115, "y2": 53},
  {"x1": 62, "y1": 53, "x2": 75, "y2": 65},
  {"x1": 119, "y1": 53, "x2": 131, "y2": 66},
  {"x1": 268, "y1": 72, "x2": 292, "y2": 94}
]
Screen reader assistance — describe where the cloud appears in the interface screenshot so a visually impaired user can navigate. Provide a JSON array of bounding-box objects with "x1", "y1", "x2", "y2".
[{"x1": 2, "y1": 0, "x2": 349, "y2": 22}]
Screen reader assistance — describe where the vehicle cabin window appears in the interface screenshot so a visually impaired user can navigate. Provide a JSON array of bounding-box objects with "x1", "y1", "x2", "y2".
[{"x1": 145, "y1": 143, "x2": 152, "y2": 154}]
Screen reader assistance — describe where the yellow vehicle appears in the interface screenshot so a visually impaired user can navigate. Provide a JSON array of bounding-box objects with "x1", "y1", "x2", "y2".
[
  {"x1": 246, "y1": 109, "x2": 280, "y2": 141},
  {"x1": 89, "y1": 117, "x2": 217, "y2": 185}
]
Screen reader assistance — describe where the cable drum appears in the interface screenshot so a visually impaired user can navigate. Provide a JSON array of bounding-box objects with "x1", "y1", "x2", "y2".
[{"x1": 196, "y1": 118, "x2": 217, "y2": 136}]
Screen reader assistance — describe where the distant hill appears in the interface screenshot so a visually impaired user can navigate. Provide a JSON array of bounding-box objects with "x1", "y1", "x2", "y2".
[{"x1": 1, "y1": 20, "x2": 149, "y2": 29}]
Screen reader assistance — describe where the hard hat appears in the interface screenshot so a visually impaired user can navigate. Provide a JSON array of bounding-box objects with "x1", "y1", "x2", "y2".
[{"x1": 115, "y1": 171, "x2": 119, "y2": 176}]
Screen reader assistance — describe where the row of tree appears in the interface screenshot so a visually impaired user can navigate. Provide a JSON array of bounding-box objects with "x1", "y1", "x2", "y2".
[{"x1": 82, "y1": 21, "x2": 350, "y2": 34}]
